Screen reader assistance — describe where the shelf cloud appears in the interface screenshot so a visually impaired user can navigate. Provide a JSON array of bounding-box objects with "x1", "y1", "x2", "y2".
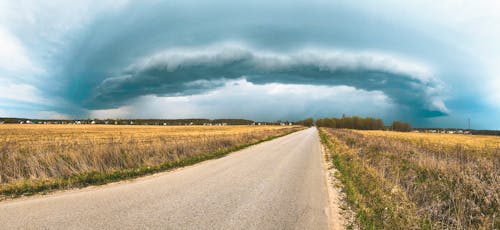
[
  {"x1": 1, "y1": 0, "x2": 499, "y2": 128},
  {"x1": 89, "y1": 43, "x2": 447, "y2": 117}
]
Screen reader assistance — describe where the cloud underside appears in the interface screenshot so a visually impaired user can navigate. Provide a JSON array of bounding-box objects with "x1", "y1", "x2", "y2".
[
  {"x1": 87, "y1": 44, "x2": 447, "y2": 117},
  {"x1": 89, "y1": 80, "x2": 395, "y2": 120}
]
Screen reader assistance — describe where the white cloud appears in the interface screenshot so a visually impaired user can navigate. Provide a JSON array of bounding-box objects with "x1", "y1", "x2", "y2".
[
  {"x1": 90, "y1": 79, "x2": 396, "y2": 120},
  {"x1": 0, "y1": 78, "x2": 50, "y2": 105},
  {"x1": 0, "y1": 26, "x2": 42, "y2": 76},
  {"x1": 0, "y1": 108, "x2": 70, "y2": 119},
  {"x1": 132, "y1": 42, "x2": 433, "y2": 83}
]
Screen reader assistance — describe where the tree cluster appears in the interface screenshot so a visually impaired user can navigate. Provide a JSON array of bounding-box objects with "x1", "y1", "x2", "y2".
[
  {"x1": 391, "y1": 121, "x2": 412, "y2": 132},
  {"x1": 296, "y1": 118, "x2": 314, "y2": 127},
  {"x1": 316, "y1": 115, "x2": 385, "y2": 130}
]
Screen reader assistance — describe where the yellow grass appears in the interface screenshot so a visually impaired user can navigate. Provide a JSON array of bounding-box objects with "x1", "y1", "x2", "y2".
[
  {"x1": 321, "y1": 128, "x2": 499, "y2": 229},
  {"x1": 0, "y1": 124, "x2": 302, "y2": 196},
  {"x1": 357, "y1": 130, "x2": 500, "y2": 151}
]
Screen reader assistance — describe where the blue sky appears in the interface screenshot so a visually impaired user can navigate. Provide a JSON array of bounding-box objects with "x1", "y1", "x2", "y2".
[{"x1": 0, "y1": 0, "x2": 499, "y2": 128}]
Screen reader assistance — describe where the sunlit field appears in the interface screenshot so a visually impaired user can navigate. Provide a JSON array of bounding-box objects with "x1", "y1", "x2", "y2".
[
  {"x1": 358, "y1": 130, "x2": 500, "y2": 151},
  {"x1": 0, "y1": 124, "x2": 302, "y2": 198},
  {"x1": 320, "y1": 128, "x2": 499, "y2": 229}
]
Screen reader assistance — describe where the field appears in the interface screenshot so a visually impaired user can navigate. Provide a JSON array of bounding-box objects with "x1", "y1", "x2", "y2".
[
  {"x1": 0, "y1": 124, "x2": 302, "y2": 198},
  {"x1": 320, "y1": 128, "x2": 499, "y2": 229}
]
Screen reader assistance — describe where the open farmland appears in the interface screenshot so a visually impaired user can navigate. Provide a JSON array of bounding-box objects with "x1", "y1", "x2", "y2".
[
  {"x1": 0, "y1": 124, "x2": 302, "y2": 198},
  {"x1": 320, "y1": 128, "x2": 499, "y2": 229}
]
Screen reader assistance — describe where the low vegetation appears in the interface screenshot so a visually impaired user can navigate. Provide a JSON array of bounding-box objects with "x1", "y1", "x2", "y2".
[
  {"x1": 316, "y1": 115, "x2": 412, "y2": 132},
  {"x1": 0, "y1": 124, "x2": 302, "y2": 198},
  {"x1": 316, "y1": 116, "x2": 385, "y2": 130},
  {"x1": 320, "y1": 128, "x2": 499, "y2": 229}
]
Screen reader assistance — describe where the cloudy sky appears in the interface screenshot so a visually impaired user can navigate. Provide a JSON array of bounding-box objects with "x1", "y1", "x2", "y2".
[{"x1": 1, "y1": 0, "x2": 499, "y2": 128}]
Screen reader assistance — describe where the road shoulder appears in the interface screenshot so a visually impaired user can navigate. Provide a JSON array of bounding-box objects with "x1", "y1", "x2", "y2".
[{"x1": 321, "y1": 136, "x2": 357, "y2": 230}]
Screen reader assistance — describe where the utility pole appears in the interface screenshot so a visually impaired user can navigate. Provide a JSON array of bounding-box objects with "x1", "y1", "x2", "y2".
[{"x1": 467, "y1": 118, "x2": 470, "y2": 131}]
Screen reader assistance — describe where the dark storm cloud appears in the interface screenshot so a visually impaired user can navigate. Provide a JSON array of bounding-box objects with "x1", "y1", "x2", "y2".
[
  {"x1": 87, "y1": 44, "x2": 447, "y2": 117},
  {"x1": 42, "y1": 0, "x2": 452, "y2": 120}
]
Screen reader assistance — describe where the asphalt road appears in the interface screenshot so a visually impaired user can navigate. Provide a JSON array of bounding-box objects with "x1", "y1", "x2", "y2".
[{"x1": 0, "y1": 127, "x2": 332, "y2": 230}]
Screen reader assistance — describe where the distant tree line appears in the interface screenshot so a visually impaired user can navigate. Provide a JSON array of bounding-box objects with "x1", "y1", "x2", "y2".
[
  {"x1": 470, "y1": 130, "x2": 500, "y2": 136},
  {"x1": 297, "y1": 115, "x2": 413, "y2": 132},
  {"x1": 391, "y1": 121, "x2": 412, "y2": 132},
  {"x1": 316, "y1": 116, "x2": 385, "y2": 130},
  {"x1": 296, "y1": 118, "x2": 314, "y2": 127}
]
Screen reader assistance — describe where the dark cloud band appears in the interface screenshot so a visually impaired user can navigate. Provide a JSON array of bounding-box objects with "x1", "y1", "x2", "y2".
[{"x1": 87, "y1": 44, "x2": 448, "y2": 117}]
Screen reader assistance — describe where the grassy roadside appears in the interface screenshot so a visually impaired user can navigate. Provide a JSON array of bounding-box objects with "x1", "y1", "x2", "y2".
[
  {"x1": 0, "y1": 129, "x2": 301, "y2": 199},
  {"x1": 319, "y1": 128, "x2": 421, "y2": 229},
  {"x1": 320, "y1": 127, "x2": 499, "y2": 229}
]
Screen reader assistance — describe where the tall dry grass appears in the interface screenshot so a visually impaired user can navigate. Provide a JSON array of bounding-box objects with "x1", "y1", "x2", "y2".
[
  {"x1": 321, "y1": 128, "x2": 499, "y2": 229},
  {"x1": 0, "y1": 124, "x2": 302, "y2": 197}
]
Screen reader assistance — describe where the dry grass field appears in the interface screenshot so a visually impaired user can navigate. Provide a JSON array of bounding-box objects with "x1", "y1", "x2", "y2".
[
  {"x1": 320, "y1": 128, "x2": 499, "y2": 229},
  {"x1": 0, "y1": 124, "x2": 302, "y2": 198}
]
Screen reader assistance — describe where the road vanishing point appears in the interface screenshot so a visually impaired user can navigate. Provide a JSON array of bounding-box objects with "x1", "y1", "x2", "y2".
[{"x1": 0, "y1": 128, "x2": 334, "y2": 229}]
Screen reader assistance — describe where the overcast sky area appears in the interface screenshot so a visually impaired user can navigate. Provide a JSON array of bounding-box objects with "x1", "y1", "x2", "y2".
[{"x1": 0, "y1": 0, "x2": 499, "y2": 128}]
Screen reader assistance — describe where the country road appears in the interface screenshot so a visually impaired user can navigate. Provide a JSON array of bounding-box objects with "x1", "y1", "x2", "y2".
[{"x1": 0, "y1": 127, "x2": 335, "y2": 229}]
